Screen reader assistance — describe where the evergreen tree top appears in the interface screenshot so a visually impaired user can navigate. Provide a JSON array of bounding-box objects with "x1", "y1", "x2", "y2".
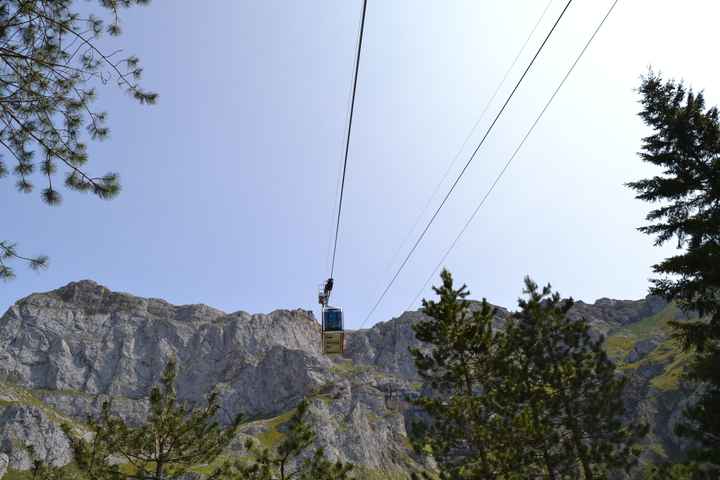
[{"x1": 628, "y1": 70, "x2": 720, "y2": 350}]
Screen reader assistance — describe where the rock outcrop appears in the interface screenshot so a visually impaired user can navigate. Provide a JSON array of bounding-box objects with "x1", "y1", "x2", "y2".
[
  {"x1": 0, "y1": 453, "x2": 8, "y2": 480},
  {"x1": 0, "y1": 405, "x2": 73, "y2": 470},
  {"x1": 0, "y1": 281, "x2": 330, "y2": 419}
]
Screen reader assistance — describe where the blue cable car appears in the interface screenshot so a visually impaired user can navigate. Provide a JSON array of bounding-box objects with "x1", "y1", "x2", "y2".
[
  {"x1": 322, "y1": 306, "x2": 344, "y2": 354},
  {"x1": 318, "y1": 279, "x2": 344, "y2": 354}
]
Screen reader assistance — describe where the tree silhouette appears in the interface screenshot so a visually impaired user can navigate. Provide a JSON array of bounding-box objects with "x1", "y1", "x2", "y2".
[{"x1": 629, "y1": 71, "x2": 720, "y2": 473}]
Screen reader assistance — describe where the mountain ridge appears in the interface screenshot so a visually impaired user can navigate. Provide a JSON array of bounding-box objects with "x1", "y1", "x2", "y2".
[{"x1": 0, "y1": 280, "x2": 698, "y2": 478}]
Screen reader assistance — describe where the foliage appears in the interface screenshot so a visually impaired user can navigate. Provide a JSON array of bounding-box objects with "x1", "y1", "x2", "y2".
[
  {"x1": 0, "y1": 0, "x2": 156, "y2": 280},
  {"x1": 0, "y1": 240, "x2": 47, "y2": 280},
  {"x1": 66, "y1": 358, "x2": 241, "y2": 480},
  {"x1": 411, "y1": 270, "x2": 646, "y2": 479},
  {"x1": 627, "y1": 71, "x2": 720, "y2": 351},
  {"x1": 216, "y1": 399, "x2": 354, "y2": 480},
  {"x1": 499, "y1": 278, "x2": 647, "y2": 479},
  {"x1": 644, "y1": 461, "x2": 719, "y2": 480},
  {"x1": 24, "y1": 447, "x2": 79, "y2": 480},
  {"x1": 409, "y1": 269, "x2": 511, "y2": 478},
  {"x1": 673, "y1": 346, "x2": 720, "y2": 472},
  {"x1": 629, "y1": 71, "x2": 720, "y2": 470}
]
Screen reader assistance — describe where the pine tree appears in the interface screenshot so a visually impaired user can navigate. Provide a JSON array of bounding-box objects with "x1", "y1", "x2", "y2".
[
  {"x1": 501, "y1": 278, "x2": 646, "y2": 479},
  {"x1": 218, "y1": 399, "x2": 354, "y2": 480},
  {"x1": 68, "y1": 358, "x2": 241, "y2": 480},
  {"x1": 409, "y1": 269, "x2": 515, "y2": 479},
  {"x1": 628, "y1": 71, "x2": 720, "y2": 472},
  {"x1": 0, "y1": 0, "x2": 156, "y2": 280},
  {"x1": 411, "y1": 271, "x2": 645, "y2": 479}
]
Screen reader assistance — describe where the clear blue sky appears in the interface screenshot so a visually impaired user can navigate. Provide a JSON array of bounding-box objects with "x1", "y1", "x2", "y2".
[{"x1": 2, "y1": 0, "x2": 718, "y2": 327}]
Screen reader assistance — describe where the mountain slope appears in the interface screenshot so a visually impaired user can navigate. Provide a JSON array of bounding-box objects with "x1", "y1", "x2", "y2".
[{"x1": 0, "y1": 280, "x2": 700, "y2": 478}]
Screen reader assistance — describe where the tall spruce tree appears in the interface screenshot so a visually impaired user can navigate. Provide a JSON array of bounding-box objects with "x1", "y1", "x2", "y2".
[
  {"x1": 501, "y1": 278, "x2": 646, "y2": 479},
  {"x1": 627, "y1": 71, "x2": 720, "y2": 350},
  {"x1": 0, "y1": 0, "x2": 156, "y2": 280},
  {"x1": 218, "y1": 399, "x2": 354, "y2": 480},
  {"x1": 628, "y1": 71, "x2": 720, "y2": 472},
  {"x1": 409, "y1": 269, "x2": 517, "y2": 479},
  {"x1": 67, "y1": 358, "x2": 241, "y2": 480}
]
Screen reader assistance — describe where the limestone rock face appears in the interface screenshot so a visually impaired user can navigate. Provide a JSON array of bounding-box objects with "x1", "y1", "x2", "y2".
[
  {"x1": 0, "y1": 280, "x2": 701, "y2": 475},
  {"x1": 0, "y1": 280, "x2": 325, "y2": 422},
  {"x1": 567, "y1": 296, "x2": 668, "y2": 337},
  {"x1": 345, "y1": 311, "x2": 426, "y2": 379},
  {"x1": 0, "y1": 281, "x2": 423, "y2": 473},
  {"x1": 0, "y1": 405, "x2": 73, "y2": 470}
]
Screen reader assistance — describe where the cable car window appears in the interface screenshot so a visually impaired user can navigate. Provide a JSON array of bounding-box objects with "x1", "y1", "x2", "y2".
[{"x1": 323, "y1": 308, "x2": 343, "y2": 332}]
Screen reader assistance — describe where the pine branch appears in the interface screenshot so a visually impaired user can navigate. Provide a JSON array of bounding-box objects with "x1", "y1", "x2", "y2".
[{"x1": 0, "y1": 239, "x2": 47, "y2": 280}]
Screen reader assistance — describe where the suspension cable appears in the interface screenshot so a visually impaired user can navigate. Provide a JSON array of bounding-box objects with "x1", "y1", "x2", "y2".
[
  {"x1": 406, "y1": 0, "x2": 622, "y2": 312},
  {"x1": 325, "y1": 6, "x2": 364, "y2": 276},
  {"x1": 360, "y1": 0, "x2": 575, "y2": 328},
  {"x1": 330, "y1": 0, "x2": 368, "y2": 279},
  {"x1": 380, "y1": 0, "x2": 554, "y2": 277}
]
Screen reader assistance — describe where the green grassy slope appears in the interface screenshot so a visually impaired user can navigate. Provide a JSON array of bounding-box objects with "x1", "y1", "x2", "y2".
[{"x1": 605, "y1": 303, "x2": 690, "y2": 391}]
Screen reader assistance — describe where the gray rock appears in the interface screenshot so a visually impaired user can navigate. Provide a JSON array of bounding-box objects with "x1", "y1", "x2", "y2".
[
  {"x1": 0, "y1": 453, "x2": 8, "y2": 480},
  {"x1": 0, "y1": 281, "x2": 420, "y2": 472},
  {"x1": 0, "y1": 405, "x2": 72, "y2": 470},
  {"x1": 568, "y1": 296, "x2": 668, "y2": 336},
  {"x1": 626, "y1": 338, "x2": 659, "y2": 363},
  {"x1": 345, "y1": 311, "x2": 427, "y2": 380},
  {"x1": 0, "y1": 281, "x2": 325, "y2": 423}
]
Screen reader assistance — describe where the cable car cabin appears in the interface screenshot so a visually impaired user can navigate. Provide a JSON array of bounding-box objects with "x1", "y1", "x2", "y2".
[{"x1": 322, "y1": 306, "x2": 345, "y2": 354}]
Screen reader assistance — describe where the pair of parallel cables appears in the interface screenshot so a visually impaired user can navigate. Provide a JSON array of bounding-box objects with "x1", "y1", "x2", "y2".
[{"x1": 327, "y1": 0, "x2": 621, "y2": 328}]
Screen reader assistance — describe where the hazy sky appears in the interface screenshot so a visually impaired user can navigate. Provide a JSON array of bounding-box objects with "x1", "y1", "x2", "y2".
[{"x1": 2, "y1": 0, "x2": 719, "y2": 328}]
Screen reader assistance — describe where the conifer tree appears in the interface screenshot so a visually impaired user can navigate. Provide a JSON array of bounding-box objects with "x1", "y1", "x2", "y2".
[
  {"x1": 411, "y1": 272, "x2": 645, "y2": 479},
  {"x1": 501, "y1": 278, "x2": 646, "y2": 479},
  {"x1": 68, "y1": 358, "x2": 241, "y2": 480},
  {"x1": 409, "y1": 269, "x2": 514, "y2": 478},
  {"x1": 0, "y1": 0, "x2": 156, "y2": 280},
  {"x1": 628, "y1": 71, "x2": 720, "y2": 472},
  {"x1": 627, "y1": 71, "x2": 720, "y2": 351},
  {"x1": 218, "y1": 399, "x2": 354, "y2": 480}
]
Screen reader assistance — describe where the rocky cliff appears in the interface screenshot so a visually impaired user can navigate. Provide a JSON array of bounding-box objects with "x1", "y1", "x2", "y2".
[{"x1": 0, "y1": 280, "x2": 699, "y2": 478}]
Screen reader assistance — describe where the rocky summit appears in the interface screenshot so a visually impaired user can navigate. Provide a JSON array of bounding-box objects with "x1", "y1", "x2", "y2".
[{"x1": 0, "y1": 281, "x2": 700, "y2": 478}]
